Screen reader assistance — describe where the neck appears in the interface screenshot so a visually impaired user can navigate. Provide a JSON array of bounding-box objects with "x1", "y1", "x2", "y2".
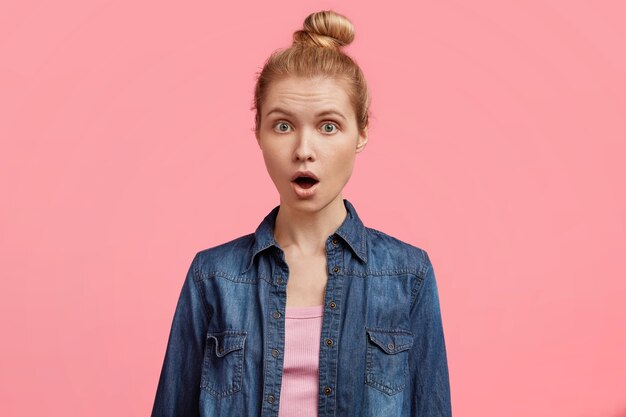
[{"x1": 273, "y1": 195, "x2": 347, "y2": 256}]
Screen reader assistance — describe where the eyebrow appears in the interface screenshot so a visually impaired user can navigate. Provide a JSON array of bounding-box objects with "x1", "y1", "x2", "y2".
[{"x1": 265, "y1": 107, "x2": 347, "y2": 122}]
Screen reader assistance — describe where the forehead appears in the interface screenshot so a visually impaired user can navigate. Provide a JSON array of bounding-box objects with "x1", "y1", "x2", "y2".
[{"x1": 263, "y1": 76, "x2": 353, "y2": 117}]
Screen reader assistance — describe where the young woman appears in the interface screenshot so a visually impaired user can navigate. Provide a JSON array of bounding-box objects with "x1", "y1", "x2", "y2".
[{"x1": 151, "y1": 10, "x2": 452, "y2": 417}]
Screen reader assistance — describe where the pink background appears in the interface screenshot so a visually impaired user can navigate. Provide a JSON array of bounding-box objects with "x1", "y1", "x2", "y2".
[{"x1": 1, "y1": 1, "x2": 625, "y2": 416}]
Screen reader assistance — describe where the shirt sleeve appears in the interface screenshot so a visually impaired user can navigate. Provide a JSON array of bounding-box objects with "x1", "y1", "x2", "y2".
[
  {"x1": 151, "y1": 253, "x2": 210, "y2": 417},
  {"x1": 408, "y1": 250, "x2": 452, "y2": 416}
]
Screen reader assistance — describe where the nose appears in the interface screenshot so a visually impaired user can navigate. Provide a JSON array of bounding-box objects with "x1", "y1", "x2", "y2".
[{"x1": 292, "y1": 128, "x2": 316, "y2": 162}]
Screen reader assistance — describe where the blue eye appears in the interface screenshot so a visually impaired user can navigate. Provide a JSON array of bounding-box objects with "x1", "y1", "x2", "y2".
[
  {"x1": 273, "y1": 121, "x2": 339, "y2": 134},
  {"x1": 274, "y1": 121, "x2": 291, "y2": 133},
  {"x1": 321, "y1": 123, "x2": 338, "y2": 134}
]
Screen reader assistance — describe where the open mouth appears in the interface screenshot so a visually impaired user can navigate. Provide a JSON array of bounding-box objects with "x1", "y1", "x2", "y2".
[{"x1": 292, "y1": 176, "x2": 319, "y2": 189}]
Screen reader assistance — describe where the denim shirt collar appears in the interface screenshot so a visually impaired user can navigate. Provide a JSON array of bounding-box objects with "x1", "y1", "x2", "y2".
[{"x1": 244, "y1": 198, "x2": 368, "y2": 273}]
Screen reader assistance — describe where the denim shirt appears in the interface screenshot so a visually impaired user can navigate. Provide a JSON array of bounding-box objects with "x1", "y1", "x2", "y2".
[{"x1": 151, "y1": 198, "x2": 452, "y2": 417}]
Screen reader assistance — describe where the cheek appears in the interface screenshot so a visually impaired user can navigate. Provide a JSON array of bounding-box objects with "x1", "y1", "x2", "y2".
[
  {"x1": 334, "y1": 147, "x2": 357, "y2": 171},
  {"x1": 261, "y1": 147, "x2": 287, "y2": 179},
  {"x1": 262, "y1": 154, "x2": 278, "y2": 175}
]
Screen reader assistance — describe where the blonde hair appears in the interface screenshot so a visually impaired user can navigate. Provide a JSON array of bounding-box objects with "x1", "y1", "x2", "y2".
[{"x1": 252, "y1": 10, "x2": 371, "y2": 139}]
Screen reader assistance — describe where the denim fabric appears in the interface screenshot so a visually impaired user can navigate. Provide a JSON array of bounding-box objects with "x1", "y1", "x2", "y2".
[{"x1": 151, "y1": 198, "x2": 452, "y2": 417}]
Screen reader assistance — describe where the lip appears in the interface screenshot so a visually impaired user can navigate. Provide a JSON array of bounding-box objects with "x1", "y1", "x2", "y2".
[
  {"x1": 290, "y1": 179, "x2": 319, "y2": 198},
  {"x1": 290, "y1": 170, "x2": 319, "y2": 182}
]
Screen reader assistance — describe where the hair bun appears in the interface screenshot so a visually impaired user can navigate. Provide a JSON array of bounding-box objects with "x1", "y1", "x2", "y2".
[{"x1": 292, "y1": 10, "x2": 355, "y2": 50}]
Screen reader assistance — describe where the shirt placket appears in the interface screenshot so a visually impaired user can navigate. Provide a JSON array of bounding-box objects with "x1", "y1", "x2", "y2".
[
  {"x1": 262, "y1": 246, "x2": 289, "y2": 417},
  {"x1": 318, "y1": 234, "x2": 345, "y2": 417}
]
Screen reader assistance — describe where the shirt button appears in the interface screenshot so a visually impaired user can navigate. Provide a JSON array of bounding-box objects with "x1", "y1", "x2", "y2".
[
  {"x1": 271, "y1": 349, "x2": 280, "y2": 358},
  {"x1": 276, "y1": 277, "x2": 284, "y2": 284},
  {"x1": 328, "y1": 301, "x2": 337, "y2": 309},
  {"x1": 331, "y1": 238, "x2": 338, "y2": 245},
  {"x1": 332, "y1": 266, "x2": 340, "y2": 273},
  {"x1": 323, "y1": 386, "x2": 332, "y2": 395},
  {"x1": 387, "y1": 343, "x2": 395, "y2": 351},
  {"x1": 267, "y1": 394, "x2": 275, "y2": 404},
  {"x1": 325, "y1": 338, "x2": 333, "y2": 347},
  {"x1": 272, "y1": 311, "x2": 281, "y2": 319}
]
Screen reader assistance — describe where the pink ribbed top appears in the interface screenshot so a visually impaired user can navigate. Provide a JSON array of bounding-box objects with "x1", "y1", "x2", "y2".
[{"x1": 278, "y1": 304, "x2": 324, "y2": 417}]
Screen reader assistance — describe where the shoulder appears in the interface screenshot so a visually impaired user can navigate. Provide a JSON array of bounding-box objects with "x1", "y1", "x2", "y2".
[
  {"x1": 191, "y1": 233, "x2": 257, "y2": 278},
  {"x1": 365, "y1": 226, "x2": 431, "y2": 278}
]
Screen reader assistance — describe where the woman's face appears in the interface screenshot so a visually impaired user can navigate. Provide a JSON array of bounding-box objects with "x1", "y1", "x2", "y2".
[{"x1": 256, "y1": 76, "x2": 368, "y2": 211}]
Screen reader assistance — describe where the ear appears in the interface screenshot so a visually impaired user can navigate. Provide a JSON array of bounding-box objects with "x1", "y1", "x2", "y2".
[{"x1": 356, "y1": 126, "x2": 368, "y2": 153}]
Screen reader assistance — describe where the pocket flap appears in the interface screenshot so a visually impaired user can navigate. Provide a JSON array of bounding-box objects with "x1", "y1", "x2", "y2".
[
  {"x1": 366, "y1": 329, "x2": 413, "y2": 354},
  {"x1": 207, "y1": 331, "x2": 247, "y2": 357}
]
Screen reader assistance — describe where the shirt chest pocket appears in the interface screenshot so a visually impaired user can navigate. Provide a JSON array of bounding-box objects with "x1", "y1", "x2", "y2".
[
  {"x1": 365, "y1": 328, "x2": 414, "y2": 396},
  {"x1": 200, "y1": 330, "x2": 247, "y2": 399}
]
